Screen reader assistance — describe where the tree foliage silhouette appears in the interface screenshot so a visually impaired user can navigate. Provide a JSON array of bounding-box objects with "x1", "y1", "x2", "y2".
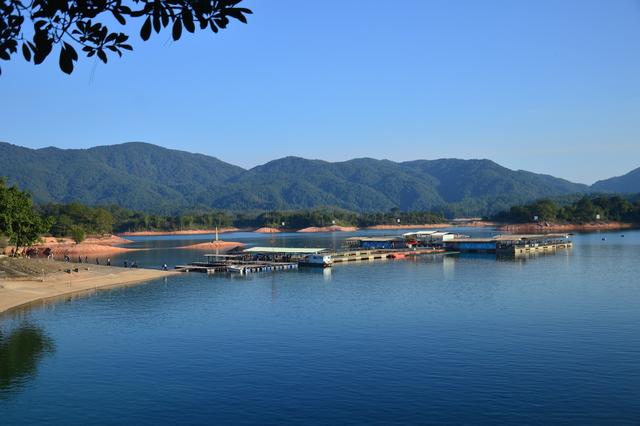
[{"x1": 0, "y1": 0, "x2": 252, "y2": 75}]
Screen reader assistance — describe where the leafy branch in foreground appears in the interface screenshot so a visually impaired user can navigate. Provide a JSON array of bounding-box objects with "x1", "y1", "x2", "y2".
[{"x1": 0, "y1": 0, "x2": 252, "y2": 75}]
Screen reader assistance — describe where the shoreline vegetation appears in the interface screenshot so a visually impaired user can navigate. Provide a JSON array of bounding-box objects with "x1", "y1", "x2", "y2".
[
  {"x1": 1, "y1": 192, "x2": 638, "y2": 317},
  {"x1": 498, "y1": 221, "x2": 635, "y2": 233},
  {"x1": 118, "y1": 220, "x2": 634, "y2": 236},
  {"x1": 491, "y1": 195, "x2": 640, "y2": 233},
  {"x1": 119, "y1": 228, "x2": 241, "y2": 236},
  {"x1": 1, "y1": 179, "x2": 639, "y2": 260},
  {"x1": 0, "y1": 258, "x2": 177, "y2": 315},
  {"x1": 2, "y1": 219, "x2": 632, "y2": 258}
]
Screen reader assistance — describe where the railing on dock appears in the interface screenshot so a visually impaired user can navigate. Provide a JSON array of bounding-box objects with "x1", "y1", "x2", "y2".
[{"x1": 175, "y1": 261, "x2": 298, "y2": 275}]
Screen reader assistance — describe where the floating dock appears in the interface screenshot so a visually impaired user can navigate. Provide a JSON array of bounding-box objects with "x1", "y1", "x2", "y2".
[
  {"x1": 175, "y1": 232, "x2": 572, "y2": 276},
  {"x1": 444, "y1": 234, "x2": 572, "y2": 255},
  {"x1": 177, "y1": 246, "x2": 454, "y2": 275},
  {"x1": 329, "y1": 248, "x2": 450, "y2": 263}
]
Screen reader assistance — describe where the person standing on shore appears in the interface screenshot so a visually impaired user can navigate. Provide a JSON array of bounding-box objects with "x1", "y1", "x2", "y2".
[{"x1": 107, "y1": 258, "x2": 111, "y2": 266}]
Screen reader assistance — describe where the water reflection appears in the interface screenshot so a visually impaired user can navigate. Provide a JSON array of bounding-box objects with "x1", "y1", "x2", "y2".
[
  {"x1": 0, "y1": 323, "x2": 55, "y2": 399},
  {"x1": 323, "y1": 267, "x2": 332, "y2": 281}
]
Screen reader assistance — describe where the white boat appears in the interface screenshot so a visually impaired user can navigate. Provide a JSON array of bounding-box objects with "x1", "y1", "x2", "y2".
[
  {"x1": 299, "y1": 254, "x2": 333, "y2": 268},
  {"x1": 227, "y1": 265, "x2": 244, "y2": 274}
]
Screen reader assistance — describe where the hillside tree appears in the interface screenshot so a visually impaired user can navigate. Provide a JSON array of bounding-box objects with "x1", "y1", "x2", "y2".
[{"x1": 0, "y1": 179, "x2": 51, "y2": 254}]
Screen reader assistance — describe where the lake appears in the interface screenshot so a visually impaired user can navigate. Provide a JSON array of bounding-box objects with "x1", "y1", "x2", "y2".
[{"x1": 1, "y1": 228, "x2": 639, "y2": 425}]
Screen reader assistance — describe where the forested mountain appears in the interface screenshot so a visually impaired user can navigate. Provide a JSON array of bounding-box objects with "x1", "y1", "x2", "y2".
[
  {"x1": 0, "y1": 142, "x2": 243, "y2": 211},
  {"x1": 0, "y1": 141, "x2": 602, "y2": 215},
  {"x1": 592, "y1": 167, "x2": 640, "y2": 194}
]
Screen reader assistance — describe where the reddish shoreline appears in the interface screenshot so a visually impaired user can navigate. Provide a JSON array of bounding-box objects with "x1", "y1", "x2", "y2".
[
  {"x1": 254, "y1": 227, "x2": 281, "y2": 233},
  {"x1": 177, "y1": 241, "x2": 246, "y2": 250},
  {"x1": 3, "y1": 235, "x2": 138, "y2": 258},
  {"x1": 498, "y1": 222, "x2": 635, "y2": 233},
  {"x1": 297, "y1": 225, "x2": 358, "y2": 233},
  {"x1": 119, "y1": 228, "x2": 240, "y2": 236}
]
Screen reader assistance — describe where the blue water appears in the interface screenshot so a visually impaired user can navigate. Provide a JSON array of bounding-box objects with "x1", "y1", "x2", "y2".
[{"x1": 1, "y1": 229, "x2": 639, "y2": 425}]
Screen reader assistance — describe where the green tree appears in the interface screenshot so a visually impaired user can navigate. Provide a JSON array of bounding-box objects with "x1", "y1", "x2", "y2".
[
  {"x1": 69, "y1": 226, "x2": 86, "y2": 244},
  {"x1": 532, "y1": 199, "x2": 559, "y2": 222},
  {"x1": 0, "y1": 0, "x2": 252, "y2": 75},
  {"x1": 0, "y1": 179, "x2": 51, "y2": 254}
]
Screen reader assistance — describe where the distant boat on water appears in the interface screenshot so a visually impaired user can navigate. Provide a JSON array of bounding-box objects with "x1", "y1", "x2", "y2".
[{"x1": 299, "y1": 254, "x2": 333, "y2": 268}]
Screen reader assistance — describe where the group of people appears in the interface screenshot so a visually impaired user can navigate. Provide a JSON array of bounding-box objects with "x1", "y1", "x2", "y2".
[
  {"x1": 123, "y1": 260, "x2": 138, "y2": 268},
  {"x1": 63, "y1": 255, "x2": 111, "y2": 266},
  {"x1": 14, "y1": 249, "x2": 170, "y2": 271},
  {"x1": 121, "y1": 260, "x2": 169, "y2": 271}
]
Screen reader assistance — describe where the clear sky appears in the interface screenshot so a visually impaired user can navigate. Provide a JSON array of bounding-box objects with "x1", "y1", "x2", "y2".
[{"x1": 1, "y1": 0, "x2": 639, "y2": 184}]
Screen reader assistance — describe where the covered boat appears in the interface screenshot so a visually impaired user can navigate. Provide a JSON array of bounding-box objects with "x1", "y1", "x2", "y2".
[{"x1": 299, "y1": 254, "x2": 333, "y2": 268}]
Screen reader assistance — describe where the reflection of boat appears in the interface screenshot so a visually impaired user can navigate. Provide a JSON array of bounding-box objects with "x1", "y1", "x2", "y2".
[
  {"x1": 299, "y1": 254, "x2": 333, "y2": 268},
  {"x1": 388, "y1": 253, "x2": 406, "y2": 259}
]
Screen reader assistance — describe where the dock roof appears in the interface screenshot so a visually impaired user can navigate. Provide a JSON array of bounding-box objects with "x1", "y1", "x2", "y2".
[
  {"x1": 448, "y1": 234, "x2": 570, "y2": 243},
  {"x1": 346, "y1": 236, "x2": 404, "y2": 242},
  {"x1": 243, "y1": 247, "x2": 328, "y2": 254},
  {"x1": 402, "y1": 231, "x2": 438, "y2": 237}
]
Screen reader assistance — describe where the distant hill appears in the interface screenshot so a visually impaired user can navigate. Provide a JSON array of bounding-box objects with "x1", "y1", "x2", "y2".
[
  {"x1": 0, "y1": 142, "x2": 595, "y2": 215},
  {"x1": 0, "y1": 142, "x2": 243, "y2": 211},
  {"x1": 592, "y1": 167, "x2": 640, "y2": 194}
]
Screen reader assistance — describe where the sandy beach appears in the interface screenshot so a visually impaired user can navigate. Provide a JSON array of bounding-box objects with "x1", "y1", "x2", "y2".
[
  {"x1": 3, "y1": 235, "x2": 139, "y2": 258},
  {"x1": 0, "y1": 259, "x2": 177, "y2": 315},
  {"x1": 297, "y1": 225, "x2": 358, "y2": 233},
  {"x1": 35, "y1": 235, "x2": 138, "y2": 257},
  {"x1": 177, "y1": 241, "x2": 245, "y2": 250},
  {"x1": 253, "y1": 227, "x2": 281, "y2": 233}
]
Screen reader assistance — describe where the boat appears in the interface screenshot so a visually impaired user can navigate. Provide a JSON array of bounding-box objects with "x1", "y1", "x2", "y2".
[
  {"x1": 298, "y1": 254, "x2": 333, "y2": 268},
  {"x1": 227, "y1": 265, "x2": 244, "y2": 274}
]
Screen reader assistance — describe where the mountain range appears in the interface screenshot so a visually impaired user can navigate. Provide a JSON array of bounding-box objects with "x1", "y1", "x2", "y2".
[
  {"x1": 592, "y1": 167, "x2": 640, "y2": 194},
  {"x1": 0, "y1": 141, "x2": 637, "y2": 215}
]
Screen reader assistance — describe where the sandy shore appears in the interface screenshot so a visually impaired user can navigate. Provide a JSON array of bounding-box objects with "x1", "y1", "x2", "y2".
[
  {"x1": 297, "y1": 225, "x2": 358, "y2": 233},
  {"x1": 177, "y1": 241, "x2": 245, "y2": 250},
  {"x1": 44, "y1": 244, "x2": 139, "y2": 257},
  {"x1": 498, "y1": 222, "x2": 635, "y2": 233},
  {"x1": 0, "y1": 261, "x2": 177, "y2": 315},
  {"x1": 253, "y1": 227, "x2": 281, "y2": 233},
  {"x1": 3, "y1": 235, "x2": 139, "y2": 258},
  {"x1": 83, "y1": 235, "x2": 134, "y2": 245},
  {"x1": 37, "y1": 235, "x2": 134, "y2": 246},
  {"x1": 119, "y1": 228, "x2": 240, "y2": 236}
]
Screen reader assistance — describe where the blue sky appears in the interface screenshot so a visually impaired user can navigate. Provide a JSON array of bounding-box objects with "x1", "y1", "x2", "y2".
[{"x1": 1, "y1": 0, "x2": 639, "y2": 184}]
